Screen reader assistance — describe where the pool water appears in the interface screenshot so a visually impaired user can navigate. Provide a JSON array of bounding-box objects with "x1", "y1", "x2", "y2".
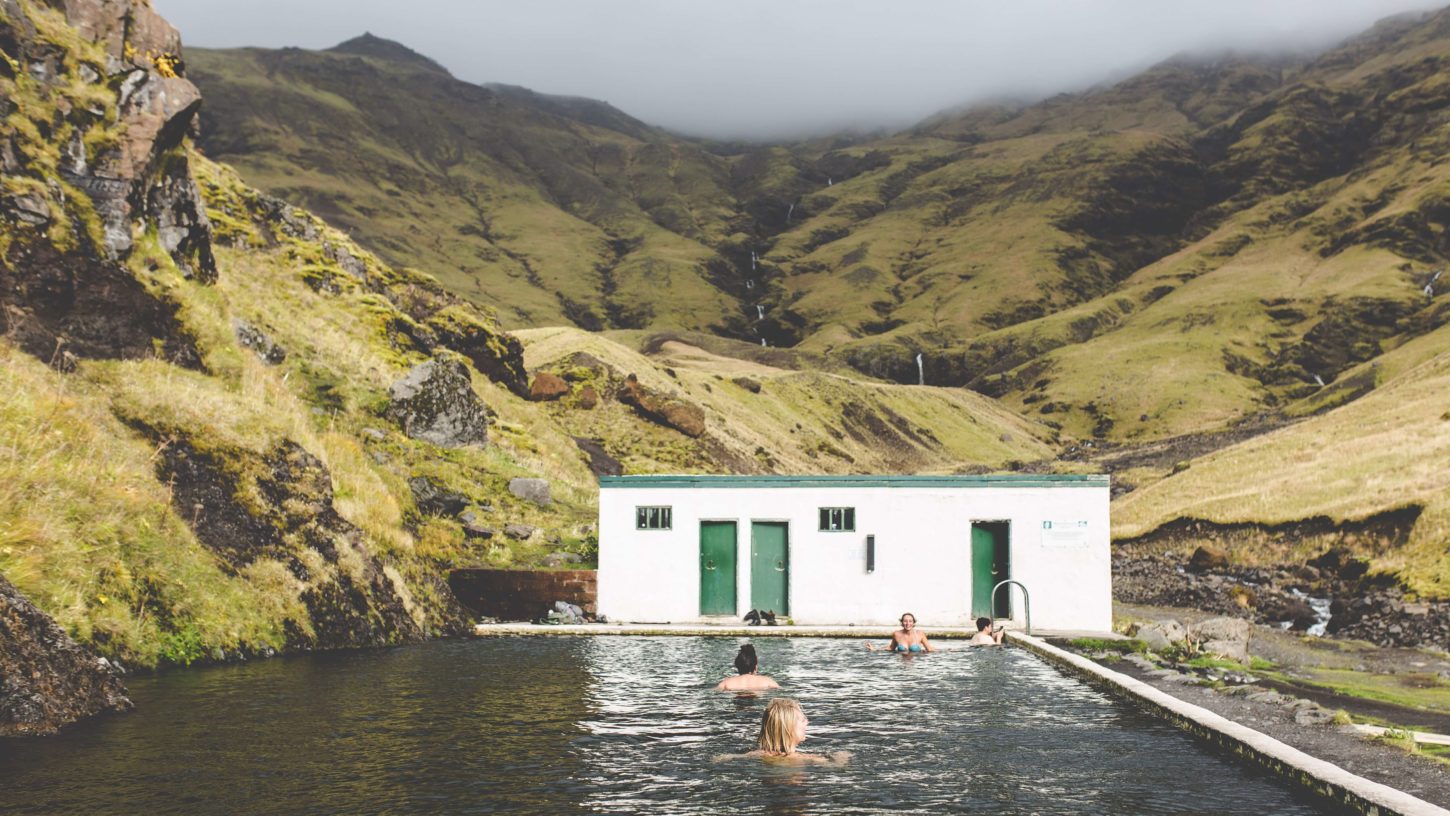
[{"x1": 0, "y1": 637, "x2": 1330, "y2": 814}]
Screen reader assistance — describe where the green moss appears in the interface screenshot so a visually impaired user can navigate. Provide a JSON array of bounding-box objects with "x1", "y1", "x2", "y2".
[{"x1": 1069, "y1": 637, "x2": 1149, "y2": 654}]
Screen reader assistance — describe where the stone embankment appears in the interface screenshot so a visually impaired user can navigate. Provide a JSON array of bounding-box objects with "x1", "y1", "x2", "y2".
[{"x1": 1115, "y1": 544, "x2": 1448, "y2": 649}]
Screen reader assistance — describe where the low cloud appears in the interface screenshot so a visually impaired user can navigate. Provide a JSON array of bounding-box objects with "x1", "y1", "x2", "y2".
[{"x1": 157, "y1": 0, "x2": 1443, "y2": 139}]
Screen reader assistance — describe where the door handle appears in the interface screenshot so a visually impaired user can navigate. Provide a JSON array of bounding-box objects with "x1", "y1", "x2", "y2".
[
  {"x1": 704, "y1": 559, "x2": 716, "y2": 571},
  {"x1": 775, "y1": 560, "x2": 785, "y2": 571}
]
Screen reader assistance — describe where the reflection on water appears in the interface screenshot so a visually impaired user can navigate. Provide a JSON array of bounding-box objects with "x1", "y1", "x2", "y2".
[{"x1": 0, "y1": 637, "x2": 1328, "y2": 814}]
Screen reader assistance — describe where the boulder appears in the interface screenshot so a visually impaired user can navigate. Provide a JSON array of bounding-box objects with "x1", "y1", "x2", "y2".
[
  {"x1": 462, "y1": 523, "x2": 495, "y2": 540},
  {"x1": 233, "y1": 318, "x2": 286, "y2": 364},
  {"x1": 508, "y1": 478, "x2": 551, "y2": 506},
  {"x1": 572, "y1": 437, "x2": 623, "y2": 477},
  {"x1": 385, "y1": 357, "x2": 489, "y2": 447},
  {"x1": 1188, "y1": 545, "x2": 1229, "y2": 572},
  {"x1": 1260, "y1": 595, "x2": 1317, "y2": 630},
  {"x1": 408, "y1": 476, "x2": 469, "y2": 517},
  {"x1": 618, "y1": 374, "x2": 706, "y2": 437},
  {"x1": 0, "y1": 574, "x2": 132, "y2": 736},
  {"x1": 542, "y1": 552, "x2": 583, "y2": 567},
  {"x1": 1134, "y1": 619, "x2": 1186, "y2": 651},
  {"x1": 732, "y1": 376, "x2": 762, "y2": 394},
  {"x1": 504, "y1": 523, "x2": 537, "y2": 541},
  {"x1": 1193, "y1": 616, "x2": 1252, "y2": 643},
  {"x1": 420, "y1": 306, "x2": 529, "y2": 397},
  {"x1": 575, "y1": 385, "x2": 600, "y2": 409},
  {"x1": 1201, "y1": 638, "x2": 1249, "y2": 662},
  {"x1": 528, "y1": 372, "x2": 569, "y2": 401}
]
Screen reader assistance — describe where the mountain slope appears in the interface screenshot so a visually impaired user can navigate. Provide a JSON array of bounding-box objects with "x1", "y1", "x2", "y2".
[
  {"x1": 189, "y1": 11, "x2": 1450, "y2": 450},
  {"x1": 189, "y1": 38, "x2": 747, "y2": 332}
]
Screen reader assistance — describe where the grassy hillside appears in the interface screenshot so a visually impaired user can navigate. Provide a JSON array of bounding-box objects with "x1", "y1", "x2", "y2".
[
  {"x1": 187, "y1": 38, "x2": 745, "y2": 332},
  {"x1": 3, "y1": 0, "x2": 1448, "y2": 690},
  {"x1": 1109, "y1": 316, "x2": 1450, "y2": 596},
  {"x1": 516, "y1": 326, "x2": 1054, "y2": 475},
  {"x1": 189, "y1": 10, "x2": 1450, "y2": 451},
  {"x1": 0, "y1": 0, "x2": 1057, "y2": 668}
]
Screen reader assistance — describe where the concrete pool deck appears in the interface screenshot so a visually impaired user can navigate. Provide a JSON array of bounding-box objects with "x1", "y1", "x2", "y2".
[
  {"x1": 1008, "y1": 632, "x2": 1449, "y2": 816},
  {"x1": 471, "y1": 621, "x2": 1448, "y2": 816},
  {"x1": 471, "y1": 621, "x2": 1121, "y2": 639}
]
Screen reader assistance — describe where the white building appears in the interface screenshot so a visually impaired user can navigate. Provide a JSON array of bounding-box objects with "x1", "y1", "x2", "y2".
[{"x1": 597, "y1": 475, "x2": 1111, "y2": 632}]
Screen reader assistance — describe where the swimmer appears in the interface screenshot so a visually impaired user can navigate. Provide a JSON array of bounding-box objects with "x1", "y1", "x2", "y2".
[
  {"x1": 969, "y1": 616, "x2": 1005, "y2": 645},
  {"x1": 716, "y1": 698, "x2": 849, "y2": 765},
  {"x1": 716, "y1": 644, "x2": 781, "y2": 691},
  {"x1": 865, "y1": 612, "x2": 934, "y2": 652}
]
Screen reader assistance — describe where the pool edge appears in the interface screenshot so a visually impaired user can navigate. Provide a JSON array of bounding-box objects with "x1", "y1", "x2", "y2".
[{"x1": 1007, "y1": 632, "x2": 1449, "y2": 816}]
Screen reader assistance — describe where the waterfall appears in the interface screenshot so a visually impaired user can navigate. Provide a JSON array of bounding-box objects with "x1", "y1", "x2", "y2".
[
  {"x1": 785, "y1": 203, "x2": 794, "y2": 224},
  {"x1": 827, "y1": 177, "x2": 833, "y2": 186},
  {"x1": 761, "y1": 339, "x2": 767, "y2": 347},
  {"x1": 916, "y1": 353, "x2": 924, "y2": 386},
  {"x1": 756, "y1": 304, "x2": 765, "y2": 320},
  {"x1": 750, "y1": 251, "x2": 756, "y2": 270},
  {"x1": 746, "y1": 280, "x2": 754, "y2": 290}
]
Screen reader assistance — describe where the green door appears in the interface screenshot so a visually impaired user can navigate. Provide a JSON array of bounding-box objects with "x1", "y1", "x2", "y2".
[
  {"x1": 699, "y1": 521, "x2": 737, "y2": 615},
  {"x1": 971, "y1": 522, "x2": 1011, "y2": 618},
  {"x1": 750, "y1": 522, "x2": 789, "y2": 615}
]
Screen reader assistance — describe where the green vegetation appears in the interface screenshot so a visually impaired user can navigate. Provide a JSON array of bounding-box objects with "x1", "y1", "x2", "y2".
[
  {"x1": 1263, "y1": 667, "x2": 1450, "y2": 714},
  {"x1": 1068, "y1": 637, "x2": 1149, "y2": 655},
  {"x1": 5, "y1": 0, "x2": 1450, "y2": 678}
]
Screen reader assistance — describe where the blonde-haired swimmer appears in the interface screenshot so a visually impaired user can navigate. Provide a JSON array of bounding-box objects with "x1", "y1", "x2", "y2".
[{"x1": 713, "y1": 698, "x2": 849, "y2": 765}]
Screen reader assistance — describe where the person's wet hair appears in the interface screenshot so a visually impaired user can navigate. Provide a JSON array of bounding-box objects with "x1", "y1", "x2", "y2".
[
  {"x1": 976, "y1": 617, "x2": 992, "y2": 632},
  {"x1": 757, "y1": 698, "x2": 805, "y2": 754},
  {"x1": 734, "y1": 644, "x2": 759, "y2": 675}
]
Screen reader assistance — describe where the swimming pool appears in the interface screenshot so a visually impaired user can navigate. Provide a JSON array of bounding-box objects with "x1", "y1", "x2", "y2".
[{"x1": 0, "y1": 637, "x2": 1329, "y2": 814}]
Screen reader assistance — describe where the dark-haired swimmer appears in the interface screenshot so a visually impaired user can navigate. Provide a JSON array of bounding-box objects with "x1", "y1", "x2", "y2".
[
  {"x1": 970, "y1": 616, "x2": 1005, "y2": 645},
  {"x1": 716, "y1": 644, "x2": 781, "y2": 691},
  {"x1": 865, "y1": 613, "x2": 933, "y2": 652}
]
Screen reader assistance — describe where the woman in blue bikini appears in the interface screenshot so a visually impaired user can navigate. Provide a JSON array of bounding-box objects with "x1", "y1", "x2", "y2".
[{"x1": 865, "y1": 612, "x2": 934, "y2": 652}]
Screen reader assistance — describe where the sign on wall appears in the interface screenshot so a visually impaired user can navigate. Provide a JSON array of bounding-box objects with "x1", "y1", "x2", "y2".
[{"x1": 1042, "y1": 520, "x2": 1089, "y2": 547}]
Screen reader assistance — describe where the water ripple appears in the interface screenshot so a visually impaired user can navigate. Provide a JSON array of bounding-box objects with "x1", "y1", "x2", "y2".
[{"x1": 0, "y1": 636, "x2": 1330, "y2": 814}]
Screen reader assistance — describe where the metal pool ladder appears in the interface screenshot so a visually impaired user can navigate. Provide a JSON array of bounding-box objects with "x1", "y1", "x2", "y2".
[{"x1": 991, "y1": 580, "x2": 1031, "y2": 636}]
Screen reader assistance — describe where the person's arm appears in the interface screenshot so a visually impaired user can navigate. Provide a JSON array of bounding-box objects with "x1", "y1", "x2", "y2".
[
  {"x1": 764, "y1": 676, "x2": 781, "y2": 689},
  {"x1": 920, "y1": 632, "x2": 934, "y2": 652},
  {"x1": 993, "y1": 629, "x2": 1005, "y2": 645}
]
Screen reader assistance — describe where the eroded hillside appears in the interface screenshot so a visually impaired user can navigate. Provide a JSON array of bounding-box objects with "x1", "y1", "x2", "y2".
[
  {"x1": 190, "y1": 13, "x2": 1450, "y2": 449},
  {"x1": 1, "y1": 0, "x2": 1054, "y2": 678}
]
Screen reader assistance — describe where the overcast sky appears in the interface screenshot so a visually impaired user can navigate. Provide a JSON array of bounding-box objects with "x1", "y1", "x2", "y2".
[{"x1": 155, "y1": 0, "x2": 1442, "y2": 139}]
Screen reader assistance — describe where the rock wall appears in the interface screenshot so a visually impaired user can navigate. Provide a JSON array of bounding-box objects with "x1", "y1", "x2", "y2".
[
  {"x1": 448, "y1": 569, "x2": 597, "y2": 622},
  {"x1": 1, "y1": 0, "x2": 216, "y2": 369},
  {"x1": 0, "y1": 574, "x2": 131, "y2": 736}
]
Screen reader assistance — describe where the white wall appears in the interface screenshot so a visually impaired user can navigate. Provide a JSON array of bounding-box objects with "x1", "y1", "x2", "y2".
[{"x1": 597, "y1": 481, "x2": 1111, "y2": 632}]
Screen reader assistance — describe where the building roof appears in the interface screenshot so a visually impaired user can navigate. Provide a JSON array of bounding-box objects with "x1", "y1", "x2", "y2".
[{"x1": 599, "y1": 474, "x2": 1109, "y2": 489}]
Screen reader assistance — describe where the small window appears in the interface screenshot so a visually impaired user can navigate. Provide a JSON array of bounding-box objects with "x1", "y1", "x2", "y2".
[
  {"x1": 819, "y1": 507, "x2": 855, "y2": 532},
  {"x1": 636, "y1": 506, "x2": 672, "y2": 530}
]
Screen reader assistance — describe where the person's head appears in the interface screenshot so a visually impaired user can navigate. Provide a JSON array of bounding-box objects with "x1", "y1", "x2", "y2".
[
  {"x1": 757, "y1": 698, "x2": 808, "y2": 753},
  {"x1": 899, "y1": 612, "x2": 917, "y2": 631},
  {"x1": 734, "y1": 644, "x2": 759, "y2": 675},
  {"x1": 976, "y1": 616, "x2": 992, "y2": 633}
]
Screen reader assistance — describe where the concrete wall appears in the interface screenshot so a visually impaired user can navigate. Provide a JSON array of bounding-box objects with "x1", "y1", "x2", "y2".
[
  {"x1": 449, "y1": 569, "x2": 597, "y2": 621},
  {"x1": 598, "y1": 479, "x2": 1110, "y2": 630}
]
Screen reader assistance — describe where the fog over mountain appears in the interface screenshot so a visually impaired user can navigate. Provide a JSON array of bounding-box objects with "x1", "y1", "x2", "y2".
[{"x1": 161, "y1": 0, "x2": 1442, "y2": 139}]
